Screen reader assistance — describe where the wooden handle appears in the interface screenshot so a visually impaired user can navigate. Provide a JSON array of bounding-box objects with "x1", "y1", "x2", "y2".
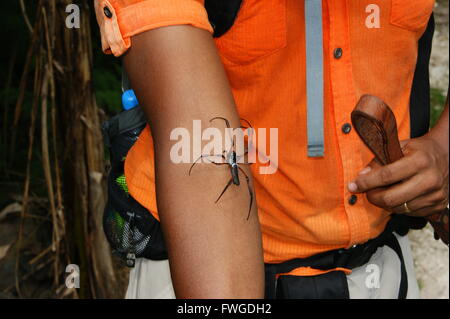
[{"x1": 352, "y1": 95, "x2": 449, "y2": 246}]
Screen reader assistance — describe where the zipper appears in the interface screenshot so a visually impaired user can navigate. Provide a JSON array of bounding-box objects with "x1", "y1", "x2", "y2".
[{"x1": 126, "y1": 211, "x2": 136, "y2": 268}]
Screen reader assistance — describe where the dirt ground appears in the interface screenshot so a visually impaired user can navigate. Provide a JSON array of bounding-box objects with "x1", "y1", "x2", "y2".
[{"x1": 408, "y1": 0, "x2": 449, "y2": 300}]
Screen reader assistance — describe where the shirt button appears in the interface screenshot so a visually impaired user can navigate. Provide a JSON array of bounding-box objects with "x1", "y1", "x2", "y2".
[
  {"x1": 334, "y1": 48, "x2": 343, "y2": 59},
  {"x1": 342, "y1": 123, "x2": 352, "y2": 134},
  {"x1": 104, "y1": 6, "x2": 113, "y2": 19},
  {"x1": 348, "y1": 194, "x2": 358, "y2": 205}
]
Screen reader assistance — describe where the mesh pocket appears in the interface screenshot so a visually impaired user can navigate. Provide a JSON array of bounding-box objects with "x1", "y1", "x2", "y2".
[
  {"x1": 104, "y1": 204, "x2": 151, "y2": 257},
  {"x1": 103, "y1": 163, "x2": 167, "y2": 266}
]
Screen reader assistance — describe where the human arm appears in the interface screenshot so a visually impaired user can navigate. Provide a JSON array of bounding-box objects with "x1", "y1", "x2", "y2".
[{"x1": 123, "y1": 26, "x2": 264, "y2": 298}]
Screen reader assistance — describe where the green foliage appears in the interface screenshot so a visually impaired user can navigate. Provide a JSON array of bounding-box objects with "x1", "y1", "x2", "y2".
[
  {"x1": 92, "y1": 46, "x2": 122, "y2": 114},
  {"x1": 430, "y1": 87, "x2": 446, "y2": 127}
]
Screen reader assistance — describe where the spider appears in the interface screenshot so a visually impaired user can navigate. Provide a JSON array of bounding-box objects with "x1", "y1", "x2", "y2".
[{"x1": 188, "y1": 117, "x2": 254, "y2": 220}]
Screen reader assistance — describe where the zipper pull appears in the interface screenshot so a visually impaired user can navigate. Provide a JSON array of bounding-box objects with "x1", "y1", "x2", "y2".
[
  {"x1": 126, "y1": 252, "x2": 136, "y2": 268},
  {"x1": 126, "y1": 211, "x2": 136, "y2": 268}
]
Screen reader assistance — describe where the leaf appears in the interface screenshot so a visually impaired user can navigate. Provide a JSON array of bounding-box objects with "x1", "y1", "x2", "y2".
[
  {"x1": 0, "y1": 244, "x2": 11, "y2": 261},
  {"x1": 0, "y1": 202, "x2": 22, "y2": 221}
]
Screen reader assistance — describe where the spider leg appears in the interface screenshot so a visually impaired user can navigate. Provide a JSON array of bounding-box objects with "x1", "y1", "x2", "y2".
[
  {"x1": 215, "y1": 177, "x2": 233, "y2": 204},
  {"x1": 236, "y1": 148, "x2": 254, "y2": 166},
  {"x1": 236, "y1": 147, "x2": 248, "y2": 165},
  {"x1": 189, "y1": 154, "x2": 226, "y2": 176},
  {"x1": 239, "y1": 119, "x2": 254, "y2": 165},
  {"x1": 210, "y1": 117, "x2": 230, "y2": 128},
  {"x1": 239, "y1": 118, "x2": 253, "y2": 129},
  {"x1": 238, "y1": 167, "x2": 253, "y2": 220},
  {"x1": 240, "y1": 118, "x2": 254, "y2": 140},
  {"x1": 210, "y1": 117, "x2": 235, "y2": 150}
]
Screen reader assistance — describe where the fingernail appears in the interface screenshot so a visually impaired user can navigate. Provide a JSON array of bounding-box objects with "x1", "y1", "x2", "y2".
[
  {"x1": 348, "y1": 182, "x2": 358, "y2": 192},
  {"x1": 359, "y1": 167, "x2": 372, "y2": 175}
]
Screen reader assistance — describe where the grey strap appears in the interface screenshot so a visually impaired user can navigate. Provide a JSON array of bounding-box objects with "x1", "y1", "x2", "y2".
[{"x1": 305, "y1": 0, "x2": 324, "y2": 157}]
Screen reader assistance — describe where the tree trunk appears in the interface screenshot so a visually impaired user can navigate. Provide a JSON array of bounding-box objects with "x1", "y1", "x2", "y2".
[{"x1": 31, "y1": 0, "x2": 125, "y2": 298}]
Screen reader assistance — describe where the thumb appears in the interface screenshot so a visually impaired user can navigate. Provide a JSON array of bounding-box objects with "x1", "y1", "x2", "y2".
[{"x1": 358, "y1": 157, "x2": 382, "y2": 176}]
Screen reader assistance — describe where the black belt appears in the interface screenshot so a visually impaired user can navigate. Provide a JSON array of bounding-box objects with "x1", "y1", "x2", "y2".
[{"x1": 265, "y1": 216, "x2": 409, "y2": 299}]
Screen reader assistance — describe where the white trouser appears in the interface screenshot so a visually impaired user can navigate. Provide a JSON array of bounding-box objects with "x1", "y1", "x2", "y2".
[{"x1": 125, "y1": 233, "x2": 419, "y2": 299}]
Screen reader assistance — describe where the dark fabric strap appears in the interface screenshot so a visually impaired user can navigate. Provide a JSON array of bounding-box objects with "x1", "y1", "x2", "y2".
[
  {"x1": 265, "y1": 217, "x2": 409, "y2": 299},
  {"x1": 385, "y1": 234, "x2": 408, "y2": 299},
  {"x1": 102, "y1": 106, "x2": 146, "y2": 149},
  {"x1": 275, "y1": 271, "x2": 349, "y2": 299},
  {"x1": 205, "y1": 0, "x2": 243, "y2": 38},
  {"x1": 410, "y1": 14, "x2": 434, "y2": 139}
]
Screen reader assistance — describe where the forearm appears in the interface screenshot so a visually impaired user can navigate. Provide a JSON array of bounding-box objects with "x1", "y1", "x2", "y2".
[
  {"x1": 428, "y1": 88, "x2": 449, "y2": 155},
  {"x1": 123, "y1": 26, "x2": 264, "y2": 298}
]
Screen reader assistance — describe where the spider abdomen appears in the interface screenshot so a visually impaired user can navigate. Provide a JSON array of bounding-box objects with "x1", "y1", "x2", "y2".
[{"x1": 231, "y1": 164, "x2": 240, "y2": 185}]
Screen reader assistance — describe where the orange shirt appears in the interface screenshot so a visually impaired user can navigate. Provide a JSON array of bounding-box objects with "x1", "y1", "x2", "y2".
[{"x1": 95, "y1": 0, "x2": 435, "y2": 273}]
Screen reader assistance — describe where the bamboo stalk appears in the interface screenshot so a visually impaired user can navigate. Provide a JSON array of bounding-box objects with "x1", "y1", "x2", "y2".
[
  {"x1": 15, "y1": 53, "x2": 44, "y2": 298},
  {"x1": 19, "y1": 0, "x2": 33, "y2": 34},
  {"x1": 9, "y1": 3, "x2": 42, "y2": 167},
  {"x1": 1, "y1": 45, "x2": 17, "y2": 175},
  {"x1": 42, "y1": 6, "x2": 60, "y2": 288}
]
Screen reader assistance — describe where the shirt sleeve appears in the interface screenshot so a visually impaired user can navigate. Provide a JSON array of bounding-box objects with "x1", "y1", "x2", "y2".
[{"x1": 94, "y1": 0, "x2": 214, "y2": 57}]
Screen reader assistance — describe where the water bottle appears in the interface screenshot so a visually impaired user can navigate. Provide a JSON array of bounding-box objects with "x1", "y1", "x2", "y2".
[{"x1": 103, "y1": 89, "x2": 147, "y2": 166}]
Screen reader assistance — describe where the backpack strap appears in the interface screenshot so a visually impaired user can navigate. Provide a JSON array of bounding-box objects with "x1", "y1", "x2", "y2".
[
  {"x1": 401, "y1": 14, "x2": 435, "y2": 233},
  {"x1": 205, "y1": 0, "x2": 243, "y2": 38}
]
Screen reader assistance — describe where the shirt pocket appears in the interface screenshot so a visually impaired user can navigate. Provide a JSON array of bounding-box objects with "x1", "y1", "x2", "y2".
[
  {"x1": 214, "y1": 0, "x2": 287, "y2": 65},
  {"x1": 390, "y1": 0, "x2": 435, "y2": 32}
]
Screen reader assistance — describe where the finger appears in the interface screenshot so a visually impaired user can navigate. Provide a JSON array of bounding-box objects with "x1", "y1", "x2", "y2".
[
  {"x1": 364, "y1": 174, "x2": 434, "y2": 210},
  {"x1": 392, "y1": 189, "x2": 449, "y2": 213},
  {"x1": 401, "y1": 201, "x2": 449, "y2": 218},
  {"x1": 348, "y1": 158, "x2": 380, "y2": 192},
  {"x1": 349, "y1": 155, "x2": 423, "y2": 193},
  {"x1": 399, "y1": 139, "x2": 411, "y2": 151},
  {"x1": 365, "y1": 187, "x2": 390, "y2": 210}
]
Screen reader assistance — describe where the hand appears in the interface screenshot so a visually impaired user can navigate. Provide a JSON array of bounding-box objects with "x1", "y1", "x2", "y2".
[{"x1": 348, "y1": 135, "x2": 449, "y2": 217}]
